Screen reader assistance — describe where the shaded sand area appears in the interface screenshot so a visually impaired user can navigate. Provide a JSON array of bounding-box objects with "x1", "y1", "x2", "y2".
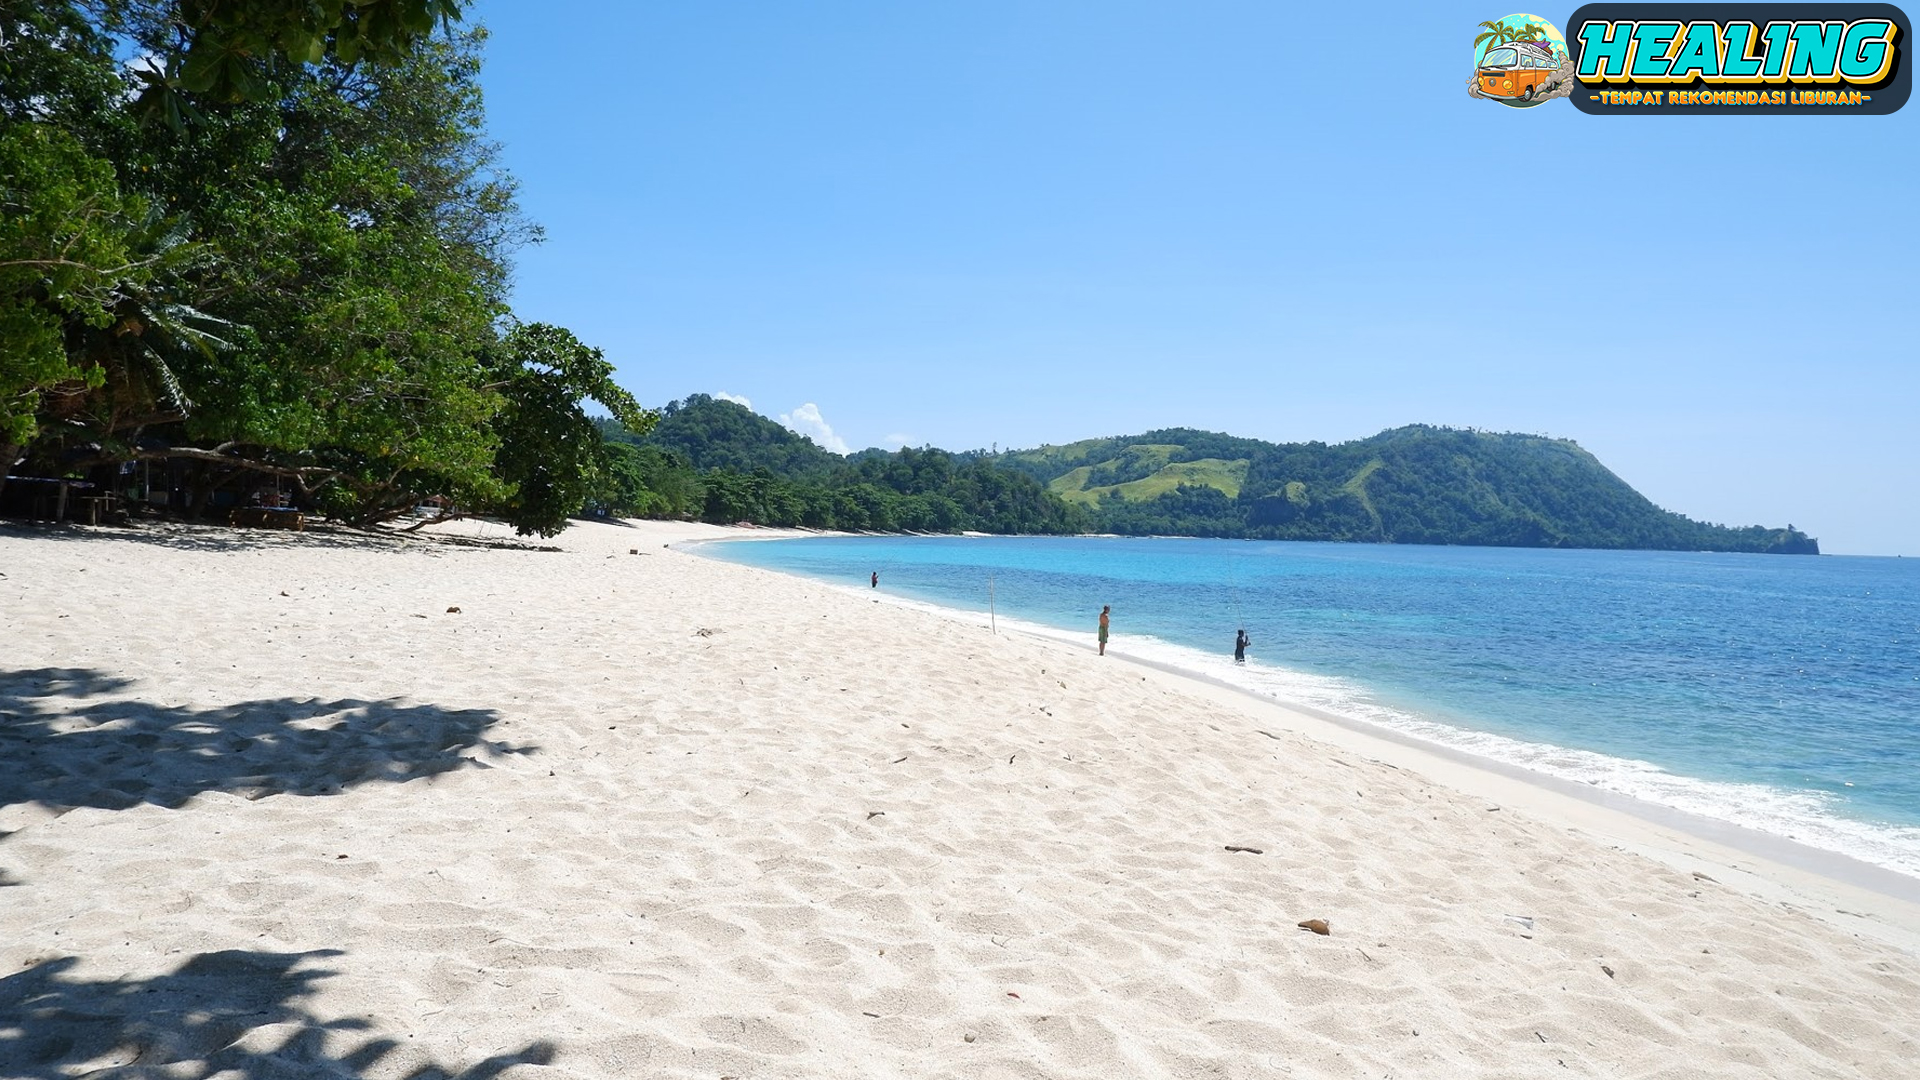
[{"x1": 4, "y1": 518, "x2": 1919, "y2": 1079}]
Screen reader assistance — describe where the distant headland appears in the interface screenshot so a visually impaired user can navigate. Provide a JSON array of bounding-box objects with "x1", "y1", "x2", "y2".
[{"x1": 596, "y1": 397, "x2": 1817, "y2": 555}]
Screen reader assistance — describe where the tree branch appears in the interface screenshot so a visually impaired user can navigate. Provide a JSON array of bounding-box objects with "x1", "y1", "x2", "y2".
[
  {"x1": 93, "y1": 446, "x2": 341, "y2": 485},
  {"x1": 399, "y1": 509, "x2": 471, "y2": 532}
]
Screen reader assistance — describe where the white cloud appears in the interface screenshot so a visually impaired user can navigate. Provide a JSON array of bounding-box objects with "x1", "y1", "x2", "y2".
[
  {"x1": 714, "y1": 391, "x2": 752, "y2": 409},
  {"x1": 778, "y1": 403, "x2": 851, "y2": 455}
]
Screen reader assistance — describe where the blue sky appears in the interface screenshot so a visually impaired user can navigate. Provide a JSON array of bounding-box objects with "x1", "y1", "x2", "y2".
[{"x1": 468, "y1": 2, "x2": 1917, "y2": 555}]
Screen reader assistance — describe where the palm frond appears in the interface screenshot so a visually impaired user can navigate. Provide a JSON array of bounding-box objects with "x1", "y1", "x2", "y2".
[{"x1": 137, "y1": 343, "x2": 195, "y2": 412}]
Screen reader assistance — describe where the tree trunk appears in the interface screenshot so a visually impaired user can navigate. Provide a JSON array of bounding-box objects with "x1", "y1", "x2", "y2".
[{"x1": 186, "y1": 463, "x2": 213, "y2": 521}]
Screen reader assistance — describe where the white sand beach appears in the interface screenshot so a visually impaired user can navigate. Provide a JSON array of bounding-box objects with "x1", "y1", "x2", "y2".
[{"x1": 4, "y1": 518, "x2": 1919, "y2": 1079}]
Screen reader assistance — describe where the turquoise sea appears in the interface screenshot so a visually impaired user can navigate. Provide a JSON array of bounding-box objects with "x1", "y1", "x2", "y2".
[{"x1": 701, "y1": 536, "x2": 1920, "y2": 883}]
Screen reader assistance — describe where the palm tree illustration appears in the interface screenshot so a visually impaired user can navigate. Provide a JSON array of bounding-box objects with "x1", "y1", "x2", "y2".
[{"x1": 1475, "y1": 18, "x2": 1550, "y2": 59}]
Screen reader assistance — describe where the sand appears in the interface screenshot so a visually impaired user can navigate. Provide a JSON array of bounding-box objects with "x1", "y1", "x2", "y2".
[{"x1": 3, "y1": 517, "x2": 1919, "y2": 1079}]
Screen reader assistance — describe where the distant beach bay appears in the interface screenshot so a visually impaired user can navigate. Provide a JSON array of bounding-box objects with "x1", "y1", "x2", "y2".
[{"x1": 703, "y1": 536, "x2": 1920, "y2": 883}]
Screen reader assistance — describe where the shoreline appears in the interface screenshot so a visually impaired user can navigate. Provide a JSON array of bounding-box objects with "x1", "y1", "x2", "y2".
[
  {"x1": 690, "y1": 531, "x2": 1920, "y2": 952},
  {"x1": 6, "y1": 516, "x2": 1919, "y2": 1077}
]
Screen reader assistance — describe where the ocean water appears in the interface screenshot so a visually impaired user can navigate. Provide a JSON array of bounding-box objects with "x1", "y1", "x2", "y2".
[{"x1": 701, "y1": 535, "x2": 1920, "y2": 881}]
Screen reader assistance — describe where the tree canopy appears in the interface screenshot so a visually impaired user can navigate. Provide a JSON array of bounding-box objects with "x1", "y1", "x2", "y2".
[{"x1": 1, "y1": 0, "x2": 652, "y2": 535}]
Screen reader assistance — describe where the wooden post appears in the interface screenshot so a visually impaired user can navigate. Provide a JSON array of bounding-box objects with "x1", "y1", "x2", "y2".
[{"x1": 55, "y1": 480, "x2": 68, "y2": 522}]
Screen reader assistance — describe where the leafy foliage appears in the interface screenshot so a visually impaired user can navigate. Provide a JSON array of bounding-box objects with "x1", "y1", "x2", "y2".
[
  {"x1": 0, "y1": 124, "x2": 140, "y2": 445},
  {"x1": 123, "y1": 0, "x2": 467, "y2": 122},
  {"x1": 484, "y1": 323, "x2": 654, "y2": 536},
  {"x1": 1, "y1": 2, "x2": 643, "y2": 536}
]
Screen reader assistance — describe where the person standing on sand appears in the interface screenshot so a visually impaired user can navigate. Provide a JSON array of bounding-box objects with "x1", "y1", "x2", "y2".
[
  {"x1": 1098, "y1": 605, "x2": 1111, "y2": 655},
  {"x1": 1234, "y1": 628, "x2": 1250, "y2": 663},
  {"x1": 871, "y1": 571, "x2": 879, "y2": 588}
]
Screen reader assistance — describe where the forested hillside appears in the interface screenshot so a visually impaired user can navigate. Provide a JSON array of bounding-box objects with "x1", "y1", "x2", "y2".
[
  {"x1": 589, "y1": 402, "x2": 1813, "y2": 553},
  {"x1": 590, "y1": 395, "x2": 1087, "y2": 534},
  {"x1": 1002, "y1": 425, "x2": 1817, "y2": 553}
]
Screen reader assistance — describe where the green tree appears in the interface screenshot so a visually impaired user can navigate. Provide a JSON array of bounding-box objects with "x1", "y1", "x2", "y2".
[
  {"x1": 0, "y1": 124, "x2": 146, "y2": 492},
  {"x1": 120, "y1": 0, "x2": 467, "y2": 125},
  {"x1": 112, "y1": 26, "x2": 552, "y2": 524},
  {"x1": 481, "y1": 323, "x2": 654, "y2": 536},
  {"x1": 2, "y1": 7, "x2": 655, "y2": 538}
]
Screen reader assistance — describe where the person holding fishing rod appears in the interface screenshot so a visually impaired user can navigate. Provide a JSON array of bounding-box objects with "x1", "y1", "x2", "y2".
[{"x1": 1226, "y1": 555, "x2": 1251, "y2": 664}]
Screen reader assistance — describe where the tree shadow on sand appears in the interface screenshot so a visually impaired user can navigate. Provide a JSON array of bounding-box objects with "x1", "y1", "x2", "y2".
[
  {"x1": 0, "y1": 519, "x2": 560, "y2": 554},
  {"x1": 0, "y1": 950, "x2": 555, "y2": 1078},
  {"x1": 0, "y1": 668, "x2": 538, "y2": 813},
  {"x1": 0, "y1": 519, "x2": 409, "y2": 554}
]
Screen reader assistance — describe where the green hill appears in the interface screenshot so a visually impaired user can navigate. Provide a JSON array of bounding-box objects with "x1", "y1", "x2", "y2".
[
  {"x1": 630, "y1": 393, "x2": 845, "y2": 481},
  {"x1": 590, "y1": 395, "x2": 1088, "y2": 534},
  {"x1": 594, "y1": 406, "x2": 1815, "y2": 553},
  {"x1": 1002, "y1": 425, "x2": 1817, "y2": 553}
]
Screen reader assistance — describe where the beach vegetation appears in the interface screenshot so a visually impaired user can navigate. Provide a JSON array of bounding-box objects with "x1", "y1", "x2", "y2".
[
  {"x1": 480, "y1": 323, "x2": 651, "y2": 537},
  {"x1": 0, "y1": 2, "x2": 648, "y2": 535},
  {"x1": 0, "y1": 124, "x2": 141, "y2": 450}
]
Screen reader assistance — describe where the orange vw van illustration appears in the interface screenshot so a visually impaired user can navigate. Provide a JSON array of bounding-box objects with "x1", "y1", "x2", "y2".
[{"x1": 1477, "y1": 40, "x2": 1559, "y2": 101}]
